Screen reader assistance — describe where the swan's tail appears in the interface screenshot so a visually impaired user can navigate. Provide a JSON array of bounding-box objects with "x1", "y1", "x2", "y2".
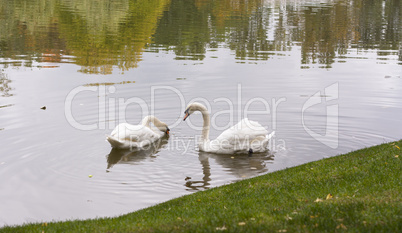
[
  {"x1": 106, "y1": 135, "x2": 125, "y2": 148},
  {"x1": 249, "y1": 131, "x2": 275, "y2": 153},
  {"x1": 266, "y1": 131, "x2": 275, "y2": 140}
]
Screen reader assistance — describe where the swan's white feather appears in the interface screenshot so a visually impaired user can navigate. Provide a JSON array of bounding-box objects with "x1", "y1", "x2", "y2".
[
  {"x1": 107, "y1": 122, "x2": 164, "y2": 149},
  {"x1": 199, "y1": 118, "x2": 274, "y2": 154}
]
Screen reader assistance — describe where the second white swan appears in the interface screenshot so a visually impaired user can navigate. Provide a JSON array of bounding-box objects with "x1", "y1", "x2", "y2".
[
  {"x1": 183, "y1": 102, "x2": 275, "y2": 154},
  {"x1": 107, "y1": 115, "x2": 170, "y2": 149}
]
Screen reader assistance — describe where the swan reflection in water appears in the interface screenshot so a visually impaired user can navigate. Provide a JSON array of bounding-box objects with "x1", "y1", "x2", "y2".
[
  {"x1": 106, "y1": 135, "x2": 169, "y2": 170},
  {"x1": 185, "y1": 151, "x2": 274, "y2": 191}
]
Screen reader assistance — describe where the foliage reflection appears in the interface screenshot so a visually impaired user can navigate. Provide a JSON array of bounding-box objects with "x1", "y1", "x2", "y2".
[{"x1": 0, "y1": 0, "x2": 400, "y2": 73}]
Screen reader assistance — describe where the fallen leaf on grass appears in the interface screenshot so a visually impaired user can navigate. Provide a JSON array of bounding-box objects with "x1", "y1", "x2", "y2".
[
  {"x1": 238, "y1": 222, "x2": 246, "y2": 226},
  {"x1": 326, "y1": 193, "x2": 333, "y2": 200},
  {"x1": 314, "y1": 198, "x2": 323, "y2": 202},
  {"x1": 336, "y1": 223, "x2": 347, "y2": 230},
  {"x1": 278, "y1": 230, "x2": 287, "y2": 232},
  {"x1": 395, "y1": 145, "x2": 400, "y2": 149},
  {"x1": 216, "y1": 226, "x2": 227, "y2": 231},
  {"x1": 284, "y1": 215, "x2": 292, "y2": 220}
]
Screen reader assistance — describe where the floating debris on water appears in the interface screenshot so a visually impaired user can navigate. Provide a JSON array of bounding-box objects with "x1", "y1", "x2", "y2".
[{"x1": 83, "y1": 81, "x2": 135, "y2": 86}]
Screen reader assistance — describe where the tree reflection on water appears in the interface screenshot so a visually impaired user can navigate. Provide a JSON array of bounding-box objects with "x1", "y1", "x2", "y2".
[{"x1": 0, "y1": 0, "x2": 400, "y2": 73}]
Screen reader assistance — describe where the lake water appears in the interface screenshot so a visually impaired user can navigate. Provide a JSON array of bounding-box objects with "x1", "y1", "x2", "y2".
[{"x1": 0, "y1": 0, "x2": 401, "y2": 227}]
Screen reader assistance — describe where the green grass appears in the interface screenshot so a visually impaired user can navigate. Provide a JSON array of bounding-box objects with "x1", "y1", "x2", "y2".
[{"x1": 2, "y1": 141, "x2": 401, "y2": 232}]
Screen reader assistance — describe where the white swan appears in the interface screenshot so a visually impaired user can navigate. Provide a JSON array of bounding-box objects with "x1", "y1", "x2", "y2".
[
  {"x1": 107, "y1": 115, "x2": 170, "y2": 149},
  {"x1": 183, "y1": 102, "x2": 275, "y2": 154}
]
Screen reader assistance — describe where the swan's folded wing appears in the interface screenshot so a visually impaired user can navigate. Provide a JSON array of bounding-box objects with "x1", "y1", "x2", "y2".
[
  {"x1": 216, "y1": 118, "x2": 268, "y2": 142},
  {"x1": 213, "y1": 119, "x2": 270, "y2": 153},
  {"x1": 109, "y1": 123, "x2": 163, "y2": 148},
  {"x1": 111, "y1": 123, "x2": 143, "y2": 139}
]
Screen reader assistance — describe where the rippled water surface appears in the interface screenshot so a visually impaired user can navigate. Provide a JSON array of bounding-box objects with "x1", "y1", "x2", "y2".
[{"x1": 0, "y1": 0, "x2": 401, "y2": 226}]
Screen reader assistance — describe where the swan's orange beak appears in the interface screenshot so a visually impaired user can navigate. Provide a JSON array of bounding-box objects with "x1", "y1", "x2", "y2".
[
  {"x1": 183, "y1": 112, "x2": 189, "y2": 121},
  {"x1": 166, "y1": 128, "x2": 170, "y2": 135}
]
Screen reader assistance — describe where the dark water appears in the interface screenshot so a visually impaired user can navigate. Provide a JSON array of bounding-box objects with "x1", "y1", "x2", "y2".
[{"x1": 0, "y1": 0, "x2": 401, "y2": 226}]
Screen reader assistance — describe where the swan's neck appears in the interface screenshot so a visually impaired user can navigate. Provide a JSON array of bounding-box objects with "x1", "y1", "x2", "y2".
[
  {"x1": 194, "y1": 104, "x2": 210, "y2": 142},
  {"x1": 201, "y1": 111, "x2": 210, "y2": 141},
  {"x1": 142, "y1": 115, "x2": 163, "y2": 128}
]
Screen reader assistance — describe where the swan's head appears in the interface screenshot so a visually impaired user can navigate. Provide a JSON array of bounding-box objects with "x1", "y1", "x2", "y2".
[
  {"x1": 144, "y1": 116, "x2": 170, "y2": 135},
  {"x1": 183, "y1": 108, "x2": 192, "y2": 121},
  {"x1": 157, "y1": 124, "x2": 170, "y2": 135},
  {"x1": 183, "y1": 102, "x2": 208, "y2": 121},
  {"x1": 183, "y1": 103, "x2": 198, "y2": 121}
]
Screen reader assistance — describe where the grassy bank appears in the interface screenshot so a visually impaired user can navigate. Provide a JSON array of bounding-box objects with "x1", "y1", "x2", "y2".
[{"x1": 2, "y1": 141, "x2": 401, "y2": 232}]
